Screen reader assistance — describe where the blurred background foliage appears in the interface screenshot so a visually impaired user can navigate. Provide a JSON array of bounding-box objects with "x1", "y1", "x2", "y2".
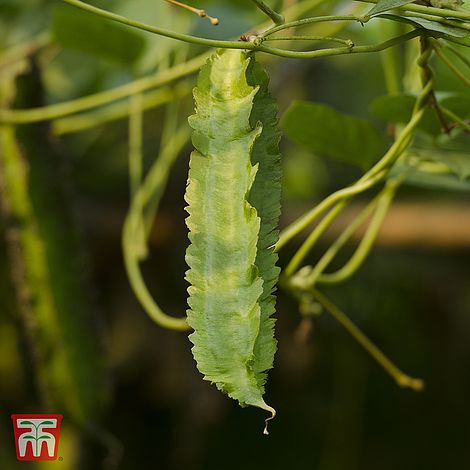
[{"x1": 1, "y1": 0, "x2": 469, "y2": 469}]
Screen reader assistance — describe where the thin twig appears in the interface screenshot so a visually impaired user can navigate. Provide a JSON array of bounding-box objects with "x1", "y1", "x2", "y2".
[
  {"x1": 165, "y1": 0, "x2": 219, "y2": 25},
  {"x1": 312, "y1": 289, "x2": 425, "y2": 392},
  {"x1": 433, "y1": 43, "x2": 470, "y2": 88}
]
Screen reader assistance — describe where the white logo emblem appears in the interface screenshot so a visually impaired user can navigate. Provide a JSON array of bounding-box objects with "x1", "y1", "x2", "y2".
[{"x1": 16, "y1": 418, "x2": 58, "y2": 458}]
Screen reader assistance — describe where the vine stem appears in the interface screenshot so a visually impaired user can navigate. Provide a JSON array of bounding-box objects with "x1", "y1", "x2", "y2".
[
  {"x1": 0, "y1": 53, "x2": 208, "y2": 124},
  {"x1": 297, "y1": 201, "x2": 378, "y2": 288},
  {"x1": 379, "y1": 20, "x2": 400, "y2": 95},
  {"x1": 129, "y1": 93, "x2": 143, "y2": 200},
  {"x1": 264, "y1": 36, "x2": 354, "y2": 47},
  {"x1": 295, "y1": 177, "x2": 401, "y2": 289},
  {"x1": 311, "y1": 288, "x2": 425, "y2": 391},
  {"x1": 122, "y1": 125, "x2": 190, "y2": 331},
  {"x1": 141, "y1": 44, "x2": 190, "y2": 239},
  {"x1": 281, "y1": 35, "x2": 435, "y2": 385},
  {"x1": 59, "y1": 0, "x2": 431, "y2": 61},
  {"x1": 250, "y1": 0, "x2": 285, "y2": 25},
  {"x1": 317, "y1": 179, "x2": 399, "y2": 284},
  {"x1": 277, "y1": 170, "x2": 387, "y2": 254},
  {"x1": 122, "y1": 228, "x2": 190, "y2": 330},
  {"x1": 259, "y1": 28, "x2": 431, "y2": 59},
  {"x1": 60, "y1": 0, "x2": 245, "y2": 49},
  {"x1": 53, "y1": 83, "x2": 191, "y2": 135},
  {"x1": 284, "y1": 200, "x2": 348, "y2": 278},
  {"x1": 128, "y1": 92, "x2": 147, "y2": 259},
  {"x1": 0, "y1": 26, "x2": 428, "y2": 125},
  {"x1": 122, "y1": 44, "x2": 192, "y2": 331}
]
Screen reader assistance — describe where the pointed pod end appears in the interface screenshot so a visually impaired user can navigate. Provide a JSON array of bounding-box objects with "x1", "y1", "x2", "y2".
[{"x1": 262, "y1": 405, "x2": 276, "y2": 436}]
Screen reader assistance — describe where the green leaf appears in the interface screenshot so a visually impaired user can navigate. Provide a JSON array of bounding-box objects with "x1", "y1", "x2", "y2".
[
  {"x1": 367, "y1": 0, "x2": 413, "y2": 17},
  {"x1": 281, "y1": 101, "x2": 384, "y2": 169},
  {"x1": 369, "y1": 94, "x2": 414, "y2": 122},
  {"x1": 369, "y1": 93, "x2": 470, "y2": 135},
  {"x1": 19, "y1": 421, "x2": 35, "y2": 426},
  {"x1": 403, "y1": 16, "x2": 469, "y2": 38},
  {"x1": 369, "y1": 93, "x2": 441, "y2": 134},
  {"x1": 52, "y1": 5, "x2": 146, "y2": 64},
  {"x1": 379, "y1": 13, "x2": 469, "y2": 37}
]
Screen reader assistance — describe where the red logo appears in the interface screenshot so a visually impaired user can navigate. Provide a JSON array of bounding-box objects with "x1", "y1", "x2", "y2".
[{"x1": 11, "y1": 414, "x2": 63, "y2": 461}]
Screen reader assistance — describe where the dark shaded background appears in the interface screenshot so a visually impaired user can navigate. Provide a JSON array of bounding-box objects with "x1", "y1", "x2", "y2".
[{"x1": 1, "y1": 1, "x2": 469, "y2": 469}]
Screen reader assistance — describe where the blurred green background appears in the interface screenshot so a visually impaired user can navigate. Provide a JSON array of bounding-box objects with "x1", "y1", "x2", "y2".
[{"x1": 1, "y1": 0, "x2": 469, "y2": 469}]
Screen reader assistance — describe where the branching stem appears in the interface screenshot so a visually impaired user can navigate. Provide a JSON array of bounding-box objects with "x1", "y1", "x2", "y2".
[
  {"x1": 276, "y1": 170, "x2": 387, "y2": 253},
  {"x1": 298, "y1": 177, "x2": 401, "y2": 288},
  {"x1": 317, "y1": 180, "x2": 399, "y2": 284}
]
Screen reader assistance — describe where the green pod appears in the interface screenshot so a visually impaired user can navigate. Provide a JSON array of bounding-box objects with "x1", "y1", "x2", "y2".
[{"x1": 184, "y1": 49, "x2": 281, "y2": 423}]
